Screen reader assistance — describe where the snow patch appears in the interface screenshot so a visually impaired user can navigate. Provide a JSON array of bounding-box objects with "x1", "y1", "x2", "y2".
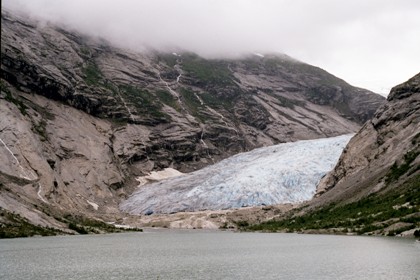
[
  {"x1": 136, "y1": 168, "x2": 184, "y2": 187},
  {"x1": 87, "y1": 200, "x2": 99, "y2": 210},
  {"x1": 106, "y1": 222, "x2": 135, "y2": 229},
  {"x1": 114, "y1": 224, "x2": 134, "y2": 229},
  {"x1": 121, "y1": 134, "x2": 353, "y2": 215}
]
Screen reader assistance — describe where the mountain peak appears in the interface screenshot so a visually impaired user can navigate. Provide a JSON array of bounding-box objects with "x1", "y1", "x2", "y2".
[{"x1": 388, "y1": 72, "x2": 420, "y2": 101}]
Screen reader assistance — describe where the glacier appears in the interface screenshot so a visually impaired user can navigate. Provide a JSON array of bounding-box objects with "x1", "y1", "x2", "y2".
[{"x1": 120, "y1": 134, "x2": 353, "y2": 215}]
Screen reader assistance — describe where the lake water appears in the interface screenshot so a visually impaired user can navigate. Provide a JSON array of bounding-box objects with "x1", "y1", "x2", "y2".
[{"x1": 0, "y1": 230, "x2": 419, "y2": 280}]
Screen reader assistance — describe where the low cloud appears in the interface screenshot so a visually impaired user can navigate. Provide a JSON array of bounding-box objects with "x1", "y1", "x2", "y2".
[{"x1": 3, "y1": 0, "x2": 420, "y2": 94}]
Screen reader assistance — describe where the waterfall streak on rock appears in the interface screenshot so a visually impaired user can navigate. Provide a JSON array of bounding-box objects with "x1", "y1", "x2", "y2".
[
  {"x1": 116, "y1": 89, "x2": 135, "y2": 122},
  {"x1": 37, "y1": 183, "x2": 49, "y2": 204},
  {"x1": 193, "y1": 92, "x2": 205, "y2": 106},
  {"x1": 158, "y1": 73, "x2": 189, "y2": 113},
  {"x1": 0, "y1": 137, "x2": 36, "y2": 180},
  {"x1": 206, "y1": 106, "x2": 238, "y2": 134}
]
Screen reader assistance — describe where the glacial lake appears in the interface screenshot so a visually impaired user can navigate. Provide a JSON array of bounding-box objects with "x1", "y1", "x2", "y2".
[{"x1": 0, "y1": 230, "x2": 419, "y2": 280}]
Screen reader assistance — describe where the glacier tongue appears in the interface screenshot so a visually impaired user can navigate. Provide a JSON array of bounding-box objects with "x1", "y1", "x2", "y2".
[{"x1": 121, "y1": 134, "x2": 353, "y2": 215}]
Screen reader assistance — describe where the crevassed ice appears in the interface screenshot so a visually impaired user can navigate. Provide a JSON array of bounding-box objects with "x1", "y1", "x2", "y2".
[{"x1": 120, "y1": 134, "x2": 353, "y2": 215}]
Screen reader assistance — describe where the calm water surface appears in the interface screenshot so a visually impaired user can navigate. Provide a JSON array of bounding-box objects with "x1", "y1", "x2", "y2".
[{"x1": 0, "y1": 229, "x2": 419, "y2": 280}]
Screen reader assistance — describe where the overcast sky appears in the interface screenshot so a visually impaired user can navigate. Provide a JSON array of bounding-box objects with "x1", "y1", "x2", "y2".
[{"x1": 3, "y1": 0, "x2": 420, "y2": 95}]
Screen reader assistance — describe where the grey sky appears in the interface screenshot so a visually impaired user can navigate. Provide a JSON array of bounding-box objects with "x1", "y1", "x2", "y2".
[{"x1": 3, "y1": 0, "x2": 420, "y2": 95}]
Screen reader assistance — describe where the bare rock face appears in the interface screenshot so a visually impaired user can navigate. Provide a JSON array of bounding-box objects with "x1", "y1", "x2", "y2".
[
  {"x1": 0, "y1": 10, "x2": 385, "y2": 233},
  {"x1": 0, "y1": 91, "x2": 126, "y2": 227},
  {"x1": 315, "y1": 73, "x2": 420, "y2": 205}
]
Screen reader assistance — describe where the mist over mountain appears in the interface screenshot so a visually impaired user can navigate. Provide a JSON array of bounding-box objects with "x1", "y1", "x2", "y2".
[{"x1": 3, "y1": 0, "x2": 420, "y2": 94}]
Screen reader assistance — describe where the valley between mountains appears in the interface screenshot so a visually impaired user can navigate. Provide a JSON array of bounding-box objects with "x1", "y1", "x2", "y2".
[{"x1": 1, "y1": 10, "x2": 418, "y2": 238}]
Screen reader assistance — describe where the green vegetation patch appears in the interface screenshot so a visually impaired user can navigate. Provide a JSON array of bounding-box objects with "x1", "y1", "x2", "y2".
[
  {"x1": 32, "y1": 119, "x2": 48, "y2": 141},
  {"x1": 58, "y1": 214, "x2": 143, "y2": 235},
  {"x1": 156, "y1": 53, "x2": 179, "y2": 68},
  {"x1": 82, "y1": 62, "x2": 102, "y2": 86},
  {"x1": 386, "y1": 149, "x2": 420, "y2": 184},
  {"x1": 79, "y1": 46, "x2": 91, "y2": 58},
  {"x1": 183, "y1": 55, "x2": 236, "y2": 87},
  {"x1": 103, "y1": 81, "x2": 119, "y2": 96},
  {"x1": 247, "y1": 174, "x2": 420, "y2": 235},
  {"x1": 0, "y1": 209, "x2": 62, "y2": 238},
  {"x1": 155, "y1": 89, "x2": 180, "y2": 110},
  {"x1": 266, "y1": 92, "x2": 306, "y2": 109},
  {"x1": 62, "y1": 215, "x2": 119, "y2": 234},
  {"x1": 1, "y1": 80, "x2": 28, "y2": 115},
  {"x1": 411, "y1": 132, "x2": 420, "y2": 145},
  {"x1": 265, "y1": 57, "x2": 349, "y2": 88},
  {"x1": 179, "y1": 88, "x2": 206, "y2": 120},
  {"x1": 0, "y1": 207, "x2": 142, "y2": 239},
  {"x1": 200, "y1": 90, "x2": 231, "y2": 108},
  {"x1": 119, "y1": 85, "x2": 170, "y2": 121}
]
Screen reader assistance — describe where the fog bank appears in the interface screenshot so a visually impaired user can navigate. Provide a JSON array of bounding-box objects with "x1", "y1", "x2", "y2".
[{"x1": 3, "y1": 0, "x2": 420, "y2": 95}]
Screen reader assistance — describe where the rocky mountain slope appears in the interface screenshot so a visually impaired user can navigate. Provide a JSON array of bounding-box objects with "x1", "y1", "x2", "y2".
[
  {"x1": 0, "y1": 10, "x2": 384, "y2": 236},
  {"x1": 250, "y1": 73, "x2": 419, "y2": 236},
  {"x1": 315, "y1": 74, "x2": 420, "y2": 203}
]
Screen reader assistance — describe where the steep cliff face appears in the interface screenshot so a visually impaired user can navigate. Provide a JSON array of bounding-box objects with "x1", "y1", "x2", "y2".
[
  {"x1": 315, "y1": 73, "x2": 419, "y2": 203},
  {"x1": 0, "y1": 10, "x2": 385, "y2": 235},
  {"x1": 247, "y1": 74, "x2": 419, "y2": 235}
]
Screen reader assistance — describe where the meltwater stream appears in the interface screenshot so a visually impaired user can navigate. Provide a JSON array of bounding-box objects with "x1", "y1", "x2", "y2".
[
  {"x1": 121, "y1": 134, "x2": 353, "y2": 214},
  {"x1": 0, "y1": 231, "x2": 419, "y2": 280}
]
